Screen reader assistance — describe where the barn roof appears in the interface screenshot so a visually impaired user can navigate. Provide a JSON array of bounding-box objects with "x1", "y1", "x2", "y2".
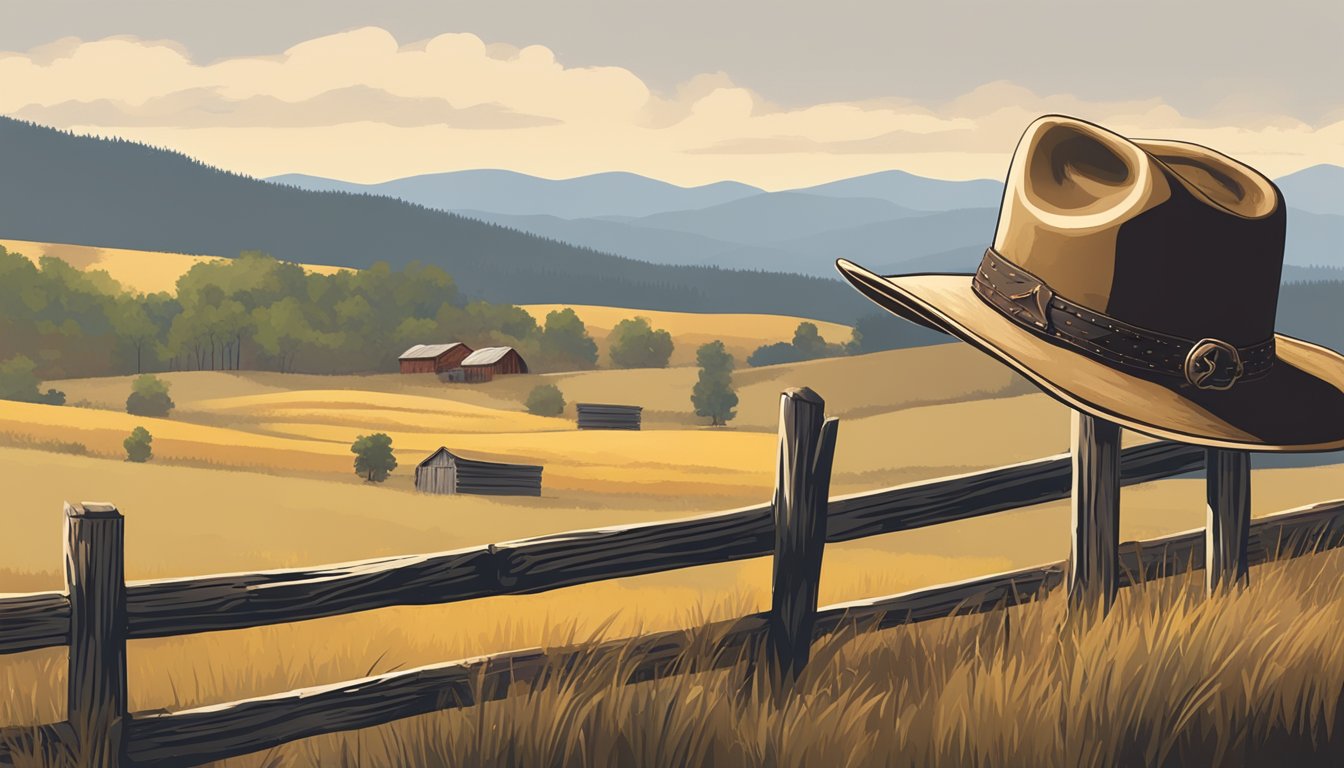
[
  {"x1": 399, "y1": 342, "x2": 465, "y2": 360},
  {"x1": 416, "y1": 446, "x2": 542, "y2": 472},
  {"x1": 417, "y1": 446, "x2": 457, "y2": 468},
  {"x1": 461, "y1": 346, "x2": 516, "y2": 366}
]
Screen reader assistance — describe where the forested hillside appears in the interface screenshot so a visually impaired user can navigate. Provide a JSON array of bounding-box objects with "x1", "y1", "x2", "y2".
[{"x1": 0, "y1": 118, "x2": 866, "y2": 323}]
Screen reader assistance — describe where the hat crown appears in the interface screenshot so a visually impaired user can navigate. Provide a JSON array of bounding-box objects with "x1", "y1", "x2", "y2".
[{"x1": 992, "y1": 116, "x2": 1285, "y2": 347}]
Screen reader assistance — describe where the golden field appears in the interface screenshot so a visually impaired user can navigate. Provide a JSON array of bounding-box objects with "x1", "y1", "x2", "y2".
[
  {"x1": 0, "y1": 330, "x2": 1342, "y2": 766},
  {"x1": 0, "y1": 239, "x2": 347, "y2": 294}
]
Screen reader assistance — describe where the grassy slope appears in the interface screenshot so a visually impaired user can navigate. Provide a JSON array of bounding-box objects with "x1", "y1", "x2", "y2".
[
  {"x1": 0, "y1": 238, "x2": 346, "y2": 294},
  {"x1": 1, "y1": 343, "x2": 1342, "y2": 764}
]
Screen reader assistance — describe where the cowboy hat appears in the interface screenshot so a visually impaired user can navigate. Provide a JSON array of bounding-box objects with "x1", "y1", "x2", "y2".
[{"x1": 836, "y1": 114, "x2": 1344, "y2": 451}]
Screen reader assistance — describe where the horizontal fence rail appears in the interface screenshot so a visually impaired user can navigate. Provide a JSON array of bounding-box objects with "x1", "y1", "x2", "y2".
[
  {"x1": 0, "y1": 441, "x2": 1203, "y2": 655},
  {"x1": 99, "y1": 498, "x2": 1344, "y2": 768},
  {"x1": 0, "y1": 592, "x2": 68, "y2": 656}
]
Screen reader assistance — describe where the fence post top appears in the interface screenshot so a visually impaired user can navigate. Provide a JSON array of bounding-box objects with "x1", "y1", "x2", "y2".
[
  {"x1": 66, "y1": 502, "x2": 121, "y2": 519},
  {"x1": 781, "y1": 387, "x2": 824, "y2": 405}
]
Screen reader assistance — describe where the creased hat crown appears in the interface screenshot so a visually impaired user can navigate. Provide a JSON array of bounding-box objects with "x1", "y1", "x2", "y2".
[{"x1": 992, "y1": 115, "x2": 1285, "y2": 347}]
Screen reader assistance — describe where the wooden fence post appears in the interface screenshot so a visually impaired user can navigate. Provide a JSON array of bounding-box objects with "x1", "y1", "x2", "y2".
[
  {"x1": 65, "y1": 502, "x2": 127, "y2": 768},
  {"x1": 767, "y1": 387, "x2": 838, "y2": 685},
  {"x1": 1068, "y1": 411, "x2": 1121, "y2": 612},
  {"x1": 1206, "y1": 448, "x2": 1251, "y2": 593}
]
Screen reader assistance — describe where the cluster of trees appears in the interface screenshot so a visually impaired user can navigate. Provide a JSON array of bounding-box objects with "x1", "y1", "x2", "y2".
[
  {"x1": 747, "y1": 322, "x2": 851, "y2": 367},
  {"x1": 0, "y1": 247, "x2": 611, "y2": 382},
  {"x1": 608, "y1": 317, "x2": 674, "y2": 368},
  {"x1": 746, "y1": 314, "x2": 955, "y2": 368}
]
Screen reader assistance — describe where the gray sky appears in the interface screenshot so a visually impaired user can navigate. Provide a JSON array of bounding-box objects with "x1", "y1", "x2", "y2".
[
  {"x1": 7, "y1": 0, "x2": 1341, "y2": 120},
  {"x1": 4, "y1": 1, "x2": 1340, "y2": 185}
]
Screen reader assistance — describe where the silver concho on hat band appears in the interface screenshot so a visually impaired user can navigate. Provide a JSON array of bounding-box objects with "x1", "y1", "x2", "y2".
[{"x1": 1184, "y1": 338, "x2": 1245, "y2": 390}]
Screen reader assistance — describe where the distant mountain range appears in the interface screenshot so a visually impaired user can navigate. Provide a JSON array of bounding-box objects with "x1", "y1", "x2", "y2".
[
  {"x1": 0, "y1": 118, "x2": 870, "y2": 323},
  {"x1": 1275, "y1": 165, "x2": 1344, "y2": 217},
  {"x1": 0, "y1": 116, "x2": 1336, "y2": 335},
  {"x1": 272, "y1": 165, "x2": 1343, "y2": 279}
]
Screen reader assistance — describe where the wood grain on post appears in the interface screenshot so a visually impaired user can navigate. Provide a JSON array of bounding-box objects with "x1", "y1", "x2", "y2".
[
  {"x1": 1068, "y1": 412, "x2": 1122, "y2": 612},
  {"x1": 65, "y1": 502, "x2": 127, "y2": 768},
  {"x1": 1206, "y1": 448, "x2": 1251, "y2": 593},
  {"x1": 767, "y1": 388, "x2": 838, "y2": 683}
]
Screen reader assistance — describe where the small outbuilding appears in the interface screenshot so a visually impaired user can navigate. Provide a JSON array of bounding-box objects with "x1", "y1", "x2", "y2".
[
  {"x1": 577, "y1": 403, "x2": 643, "y2": 431},
  {"x1": 399, "y1": 343, "x2": 473, "y2": 374},
  {"x1": 414, "y1": 447, "x2": 543, "y2": 496},
  {"x1": 457, "y1": 346, "x2": 529, "y2": 382}
]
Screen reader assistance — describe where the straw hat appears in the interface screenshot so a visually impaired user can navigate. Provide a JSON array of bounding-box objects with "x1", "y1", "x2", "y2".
[{"x1": 836, "y1": 115, "x2": 1344, "y2": 451}]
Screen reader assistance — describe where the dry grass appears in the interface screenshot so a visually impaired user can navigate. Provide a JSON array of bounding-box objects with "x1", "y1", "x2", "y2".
[{"x1": 6, "y1": 547, "x2": 1344, "y2": 766}]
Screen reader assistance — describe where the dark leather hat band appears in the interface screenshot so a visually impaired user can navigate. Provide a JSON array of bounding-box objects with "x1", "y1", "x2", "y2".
[{"x1": 972, "y1": 248, "x2": 1275, "y2": 391}]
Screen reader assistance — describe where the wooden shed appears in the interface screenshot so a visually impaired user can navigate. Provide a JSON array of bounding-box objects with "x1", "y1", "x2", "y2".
[
  {"x1": 459, "y1": 346, "x2": 529, "y2": 379},
  {"x1": 577, "y1": 403, "x2": 643, "y2": 431},
  {"x1": 414, "y1": 447, "x2": 542, "y2": 496},
  {"x1": 399, "y1": 343, "x2": 473, "y2": 374}
]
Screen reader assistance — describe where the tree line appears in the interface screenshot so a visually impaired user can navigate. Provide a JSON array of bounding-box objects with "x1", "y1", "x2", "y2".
[{"x1": 0, "y1": 246, "x2": 631, "y2": 381}]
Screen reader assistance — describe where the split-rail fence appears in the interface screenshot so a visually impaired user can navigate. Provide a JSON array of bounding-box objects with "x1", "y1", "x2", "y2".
[{"x1": 2, "y1": 387, "x2": 1342, "y2": 767}]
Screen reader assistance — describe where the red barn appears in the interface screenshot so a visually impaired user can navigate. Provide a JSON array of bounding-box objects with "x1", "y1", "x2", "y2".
[
  {"x1": 458, "y1": 346, "x2": 529, "y2": 381},
  {"x1": 398, "y1": 343, "x2": 473, "y2": 374}
]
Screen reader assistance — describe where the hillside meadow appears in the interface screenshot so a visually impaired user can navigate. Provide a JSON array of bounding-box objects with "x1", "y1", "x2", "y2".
[
  {"x1": 0, "y1": 323, "x2": 1341, "y2": 766},
  {"x1": 0, "y1": 238, "x2": 347, "y2": 294}
]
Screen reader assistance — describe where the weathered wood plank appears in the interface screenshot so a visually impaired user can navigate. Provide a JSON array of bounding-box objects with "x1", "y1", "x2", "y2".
[
  {"x1": 823, "y1": 440, "x2": 1200, "y2": 541},
  {"x1": 65, "y1": 502, "x2": 128, "y2": 768},
  {"x1": 1068, "y1": 412, "x2": 1121, "y2": 611},
  {"x1": 1206, "y1": 448, "x2": 1251, "y2": 593},
  {"x1": 767, "y1": 389, "x2": 833, "y2": 682},
  {"x1": 0, "y1": 592, "x2": 68, "y2": 656}
]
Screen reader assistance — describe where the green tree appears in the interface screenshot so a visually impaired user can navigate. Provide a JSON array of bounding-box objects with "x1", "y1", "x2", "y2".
[
  {"x1": 691, "y1": 340, "x2": 738, "y2": 426},
  {"x1": 607, "y1": 316, "x2": 674, "y2": 369},
  {"x1": 111, "y1": 299, "x2": 158, "y2": 373},
  {"x1": 124, "y1": 426, "x2": 153, "y2": 463},
  {"x1": 525, "y1": 383, "x2": 566, "y2": 416},
  {"x1": 0, "y1": 355, "x2": 64, "y2": 404},
  {"x1": 351, "y1": 433, "x2": 397, "y2": 482},
  {"x1": 539, "y1": 308, "x2": 598, "y2": 371},
  {"x1": 746, "y1": 341, "x2": 807, "y2": 367},
  {"x1": 792, "y1": 322, "x2": 827, "y2": 357},
  {"x1": 126, "y1": 374, "x2": 174, "y2": 417}
]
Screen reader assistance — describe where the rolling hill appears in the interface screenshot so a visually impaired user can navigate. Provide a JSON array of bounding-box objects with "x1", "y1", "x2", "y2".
[
  {"x1": 1276, "y1": 164, "x2": 1344, "y2": 217},
  {"x1": 0, "y1": 118, "x2": 868, "y2": 323},
  {"x1": 269, "y1": 169, "x2": 764, "y2": 219}
]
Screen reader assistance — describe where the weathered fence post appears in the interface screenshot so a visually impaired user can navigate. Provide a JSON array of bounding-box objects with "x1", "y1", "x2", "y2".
[
  {"x1": 767, "y1": 388, "x2": 839, "y2": 686},
  {"x1": 1068, "y1": 411, "x2": 1121, "y2": 612},
  {"x1": 65, "y1": 502, "x2": 127, "y2": 768},
  {"x1": 1206, "y1": 448, "x2": 1251, "y2": 593}
]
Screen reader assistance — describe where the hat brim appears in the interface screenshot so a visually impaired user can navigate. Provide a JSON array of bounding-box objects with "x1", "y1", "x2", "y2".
[{"x1": 836, "y1": 259, "x2": 1344, "y2": 452}]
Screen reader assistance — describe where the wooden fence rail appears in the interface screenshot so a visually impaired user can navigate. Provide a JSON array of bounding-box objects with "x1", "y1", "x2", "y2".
[
  {"x1": 108, "y1": 499, "x2": 1344, "y2": 767},
  {"x1": 1, "y1": 386, "x2": 1338, "y2": 768},
  {"x1": 0, "y1": 441, "x2": 1203, "y2": 656}
]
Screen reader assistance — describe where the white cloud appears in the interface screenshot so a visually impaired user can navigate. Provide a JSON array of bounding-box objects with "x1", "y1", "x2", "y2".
[{"x1": 2, "y1": 29, "x2": 1340, "y2": 188}]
